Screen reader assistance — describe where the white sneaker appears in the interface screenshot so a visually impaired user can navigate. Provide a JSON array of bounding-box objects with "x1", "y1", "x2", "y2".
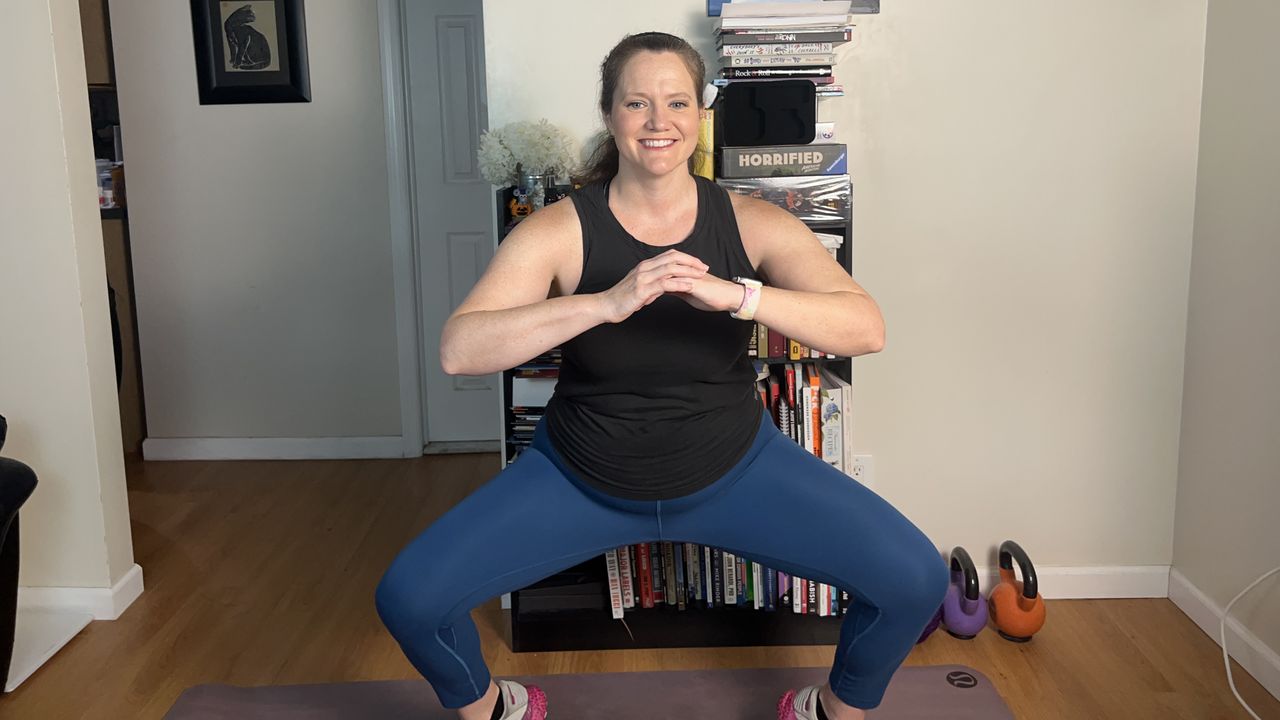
[
  {"x1": 494, "y1": 679, "x2": 548, "y2": 720},
  {"x1": 777, "y1": 685, "x2": 822, "y2": 720}
]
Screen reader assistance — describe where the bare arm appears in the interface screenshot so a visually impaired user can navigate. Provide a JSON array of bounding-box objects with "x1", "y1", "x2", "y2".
[
  {"x1": 707, "y1": 195, "x2": 885, "y2": 358},
  {"x1": 440, "y1": 201, "x2": 598, "y2": 375},
  {"x1": 441, "y1": 199, "x2": 711, "y2": 375},
  {"x1": 748, "y1": 198, "x2": 884, "y2": 357}
]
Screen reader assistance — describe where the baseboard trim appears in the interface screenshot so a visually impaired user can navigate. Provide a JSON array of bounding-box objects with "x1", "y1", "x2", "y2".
[
  {"x1": 18, "y1": 562, "x2": 144, "y2": 619},
  {"x1": 142, "y1": 436, "x2": 405, "y2": 460},
  {"x1": 1169, "y1": 567, "x2": 1280, "y2": 704},
  {"x1": 975, "y1": 564, "x2": 1171, "y2": 599},
  {"x1": 423, "y1": 440, "x2": 500, "y2": 455},
  {"x1": 8, "y1": 564, "x2": 145, "y2": 692}
]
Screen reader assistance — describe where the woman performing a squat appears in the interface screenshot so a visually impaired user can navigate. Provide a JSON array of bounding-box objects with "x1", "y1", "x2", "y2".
[{"x1": 376, "y1": 31, "x2": 947, "y2": 720}]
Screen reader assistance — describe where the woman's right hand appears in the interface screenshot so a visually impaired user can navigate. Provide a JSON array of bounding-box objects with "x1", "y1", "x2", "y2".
[{"x1": 597, "y1": 249, "x2": 709, "y2": 323}]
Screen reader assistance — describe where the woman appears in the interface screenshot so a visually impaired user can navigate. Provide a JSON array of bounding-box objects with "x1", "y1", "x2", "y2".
[{"x1": 375, "y1": 32, "x2": 947, "y2": 720}]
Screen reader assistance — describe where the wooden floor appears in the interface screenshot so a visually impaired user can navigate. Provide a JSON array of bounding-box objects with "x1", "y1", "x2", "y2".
[{"x1": 6, "y1": 452, "x2": 1278, "y2": 719}]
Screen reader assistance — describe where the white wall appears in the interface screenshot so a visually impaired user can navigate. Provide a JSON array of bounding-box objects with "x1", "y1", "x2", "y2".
[
  {"x1": 108, "y1": 1, "x2": 402, "y2": 447},
  {"x1": 1174, "y1": 0, "x2": 1280, "y2": 656},
  {"x1": 484, "y1": 0, "x2": 1207, "y2": 576},
  {"x1": 0, "y1": 0, "x2": 135, "y2": 590}
]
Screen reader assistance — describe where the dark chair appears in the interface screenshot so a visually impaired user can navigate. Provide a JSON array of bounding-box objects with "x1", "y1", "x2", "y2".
[{"x1": 0, "y1": 415, "x2": 39, "y2": 690}]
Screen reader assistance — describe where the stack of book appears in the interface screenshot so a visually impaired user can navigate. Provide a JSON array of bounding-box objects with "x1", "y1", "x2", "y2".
[
  {"x1": 506, "y1": 348, "x2": 561, "y2": 461},
  {"x1": 604, "y1": 541, "x2": 853, "y2": 619},
  {"x1": 713, "y1": 0, "x2": 855, "y2": 97}
]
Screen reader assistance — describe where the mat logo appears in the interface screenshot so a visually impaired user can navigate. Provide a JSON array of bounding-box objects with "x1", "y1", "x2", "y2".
[{"x1": 945, "y1": 671, "x2": 978, "y2": 689}]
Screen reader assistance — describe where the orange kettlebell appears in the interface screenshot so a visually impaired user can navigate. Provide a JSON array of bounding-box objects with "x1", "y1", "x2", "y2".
[{"x1": 988, "y1": 540, "x2": 1046, "y2": 642}]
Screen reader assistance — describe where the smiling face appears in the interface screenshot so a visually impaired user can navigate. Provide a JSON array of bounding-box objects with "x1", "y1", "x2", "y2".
[{"x1": 604, "y1": 51, "x2": 702, "y2": 179}]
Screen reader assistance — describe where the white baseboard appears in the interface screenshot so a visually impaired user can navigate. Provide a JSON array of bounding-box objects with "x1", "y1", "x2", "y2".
[
  {"x1": 1169, "y1": 568, "x2": 1280, "y2": 704},
  {"x1": 8, "y1": 564, "x2": 145, "y2": 693},
  {"x1": 18, "y1": 562, "x2": 144, "y2": 619},
  {"x1": 974, "y1": 564, "x2": 1171, "y2": 599},
  {"x1": 142, "y1": 436, "x2": 405, "y2": 460}
]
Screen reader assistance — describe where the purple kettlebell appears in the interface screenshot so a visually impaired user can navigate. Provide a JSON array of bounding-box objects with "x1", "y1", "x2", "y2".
[{"x1": 942, "y1": 546, "x2": 987, "y2": 639}]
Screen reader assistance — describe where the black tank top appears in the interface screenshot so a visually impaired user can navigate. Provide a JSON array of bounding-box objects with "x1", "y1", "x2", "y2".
[{"x1": 543, "y1": 175, "x2": 764, "y2": 500}]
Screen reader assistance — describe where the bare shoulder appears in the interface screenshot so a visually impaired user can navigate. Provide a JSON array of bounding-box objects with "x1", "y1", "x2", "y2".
[
  {"x1": 726, "y1": 190, "x2": 796, "y2": 227},
  {"x1": 490, "y1": 195, "x2": 584, "y2": 299},
  {"x1": 506, "y1": 194, "x2": 581, "y2": 245},
  {"x1": 725, "y1": 190, "x2": 810, "y2": 263},
  {"x1": 724, "y1": 187, "x2": 860, "y2": 294},
  {"x1": 449, "y1": 198, "x2": 583, "y2": 316}
]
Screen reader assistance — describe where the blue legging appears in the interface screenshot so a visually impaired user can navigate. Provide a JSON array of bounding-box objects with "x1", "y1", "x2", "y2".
[{"x1": 374, "y1": 414, "x2": 948, "y2": 710}]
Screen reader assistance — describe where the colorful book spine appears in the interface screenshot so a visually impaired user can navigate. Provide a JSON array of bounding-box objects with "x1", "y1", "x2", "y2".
[{"x1": 637, "y1": 543, "x2": 654, "y2": 608}]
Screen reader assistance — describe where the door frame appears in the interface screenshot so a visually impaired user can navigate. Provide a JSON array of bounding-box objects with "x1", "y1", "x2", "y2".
[{"x1": 377, "y1": 0, "x2": 426, "y2": 457}]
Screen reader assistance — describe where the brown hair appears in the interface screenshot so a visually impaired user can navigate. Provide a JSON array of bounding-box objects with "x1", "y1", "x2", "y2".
[{"x1": 572, "y1": 32, "x2": 708, "y2": 187}]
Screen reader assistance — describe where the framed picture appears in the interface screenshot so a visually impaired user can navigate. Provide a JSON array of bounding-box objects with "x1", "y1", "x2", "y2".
[{"x1": 190, "y1": 0, "x2": 311, "y2": 104}]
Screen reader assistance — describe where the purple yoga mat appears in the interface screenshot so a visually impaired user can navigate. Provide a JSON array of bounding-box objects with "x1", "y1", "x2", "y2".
[{"x1": 165, "y1": 665, "x2": 1013, "y2": 719}]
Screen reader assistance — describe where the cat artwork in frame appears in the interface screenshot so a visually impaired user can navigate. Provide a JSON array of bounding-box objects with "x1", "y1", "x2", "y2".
[{"x1": 190, "y1": 0, "x2": 311, "y2": 104}]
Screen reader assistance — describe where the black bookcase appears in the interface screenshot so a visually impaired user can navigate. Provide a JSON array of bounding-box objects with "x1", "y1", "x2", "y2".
[{"x1": 494, "y1": 181, "x2": 856, "y2": 652}]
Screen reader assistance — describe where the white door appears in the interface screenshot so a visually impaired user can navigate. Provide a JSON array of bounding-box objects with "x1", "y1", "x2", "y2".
[{"x1": 403, "y1": 0, "x2": 497, "y2": 445}]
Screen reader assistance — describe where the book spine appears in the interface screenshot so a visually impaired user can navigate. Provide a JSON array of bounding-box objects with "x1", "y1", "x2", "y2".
[
  {"x1": 720, "y1": 42, "x2": 836, "y2": 56},
  {"x1": 724, "y1": 54, "x2": 836, "y2": 67},
  {"x1": 712, "y1": 549, "x2": 724, "y2": 607},
  {"x1": 652, "y1": 543, "x2": 666, "y2": 604},
  {"x1": 724, "y1": 551, "x2": 738, "y2": 606},
  {"x1": 662, "y1": 541, "x2": 677, "y2": 606},
  {"x1": 721, "y1": 66, "x2": 833, "y2": 78},
  {"x1": 673, "y1": 542, "x2": 687, "y2": 611},
  {"x1": 605, "y1": 549, "x2": 625, "y2": 619},
  {"x1": 704, "y1": 545, "x2": 714, "y2": 607},
  {"x1": 737, "y1": 556, "x2": 747, "y2": 605},
  {"x1": 687, "y1": 543, "x2": 701, "y2": 603},
  {"x1": 747, "y1": 558, "x2": 757, "y2": 607},
  {"x1": 617, "y1": 544, "x2": 635, "y2": 609},
  {"x1": 809, "y1": 367, "x2": 822, "y2": 456},
  {"x1": 717, "y1": 30, "x2": 852, "y2": 44},
  {"x1": 694, "y1": 108, "x2": 714, "y2": 180},
  {"x1": 637, "y1": 543, "x2": 654, "y2": 608}
]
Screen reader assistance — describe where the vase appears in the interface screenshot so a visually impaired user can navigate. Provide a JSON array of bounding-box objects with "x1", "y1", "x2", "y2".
[{"x1": 519, "y1": 170, "x2": 554, "y2": 210}]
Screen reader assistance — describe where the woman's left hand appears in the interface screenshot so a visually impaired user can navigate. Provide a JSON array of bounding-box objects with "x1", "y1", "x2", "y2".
[{"x1": 670, "y1": 274, "x2": 747, "y2": 314}]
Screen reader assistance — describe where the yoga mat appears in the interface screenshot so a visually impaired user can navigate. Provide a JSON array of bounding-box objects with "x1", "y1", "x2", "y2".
[{"x1": 165, "y1": 665, "x2": 1013, "y2": 719}]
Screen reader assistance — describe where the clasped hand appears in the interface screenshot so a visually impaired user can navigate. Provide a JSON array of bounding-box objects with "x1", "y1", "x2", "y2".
[{"x1": 598, "y1": 249, "x2": 745, "y2": 324}]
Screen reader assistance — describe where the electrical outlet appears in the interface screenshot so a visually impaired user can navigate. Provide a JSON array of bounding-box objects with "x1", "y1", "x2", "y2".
[{"x1": 850, "y1": 454, "x2": 874, "y2": 489}]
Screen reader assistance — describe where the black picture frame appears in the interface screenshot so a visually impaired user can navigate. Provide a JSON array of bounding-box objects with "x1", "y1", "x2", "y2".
[{"x1": 190, "y1": 0, "x2": 311, "y2": 104}]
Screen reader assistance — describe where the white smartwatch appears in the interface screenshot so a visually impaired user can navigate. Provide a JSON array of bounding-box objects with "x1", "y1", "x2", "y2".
[{"x1": 730, "y1": 276, "x2": 763, "y2": 321}]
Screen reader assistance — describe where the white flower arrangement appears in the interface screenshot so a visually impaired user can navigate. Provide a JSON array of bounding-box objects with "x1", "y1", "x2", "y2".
[{"x1": 477, "y1": 119, "x2": 576, "y2": 187}]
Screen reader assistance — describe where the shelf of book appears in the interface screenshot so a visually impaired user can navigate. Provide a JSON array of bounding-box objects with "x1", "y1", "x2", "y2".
[{"x1": 509, "y1": 553, "x2": 847, "y2": 652}]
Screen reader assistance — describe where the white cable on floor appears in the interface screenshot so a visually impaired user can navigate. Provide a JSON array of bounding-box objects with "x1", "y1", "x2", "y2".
[{"x1": 1220, "y1": 565, "x2": 1280, "y2": 720}]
